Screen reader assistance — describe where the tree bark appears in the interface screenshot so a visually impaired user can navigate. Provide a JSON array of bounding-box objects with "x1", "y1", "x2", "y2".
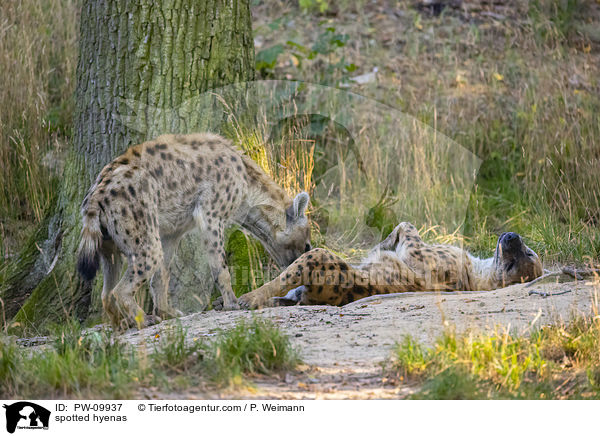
[{"x1": 1, "y1": 0, "x2": 255, "y2": 332}]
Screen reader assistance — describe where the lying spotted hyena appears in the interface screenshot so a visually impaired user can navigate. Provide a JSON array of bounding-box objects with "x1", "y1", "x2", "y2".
[
  {"x1": 77, "y1": 133, "x2": 311, "y2": 328},
  {"x1": 233, "y1": 221, "x2": 543, "y2": 308}
]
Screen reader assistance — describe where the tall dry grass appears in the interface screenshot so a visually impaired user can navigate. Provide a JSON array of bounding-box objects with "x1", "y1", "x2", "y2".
[
  {"x1": 251, "y1": 0, "x2": 600, "y2": 262},
  {"x1": 0, "y1": 0, "x2": 78, "y2": 255}
]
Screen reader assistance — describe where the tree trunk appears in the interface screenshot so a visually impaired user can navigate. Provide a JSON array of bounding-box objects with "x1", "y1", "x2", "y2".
[{"x1": 1, "y1": 0, "x2": 255, "y2": 332}]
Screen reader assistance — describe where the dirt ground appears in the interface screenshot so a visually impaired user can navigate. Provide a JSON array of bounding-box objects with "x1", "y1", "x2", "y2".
[{"x1": 124, "y1": 277, "x2": 598, "y2": 399}]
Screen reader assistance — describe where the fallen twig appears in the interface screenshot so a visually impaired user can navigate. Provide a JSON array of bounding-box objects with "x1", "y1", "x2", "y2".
[
  {"x1": 525, "y1": 266, "x2": 600, "y2": 288},
  {"x1": 528, "y1": 289, "x2": 572, "y2": 298},
  {"x1": 525, "y1": 271, "x2": 562, "y2": 288}
]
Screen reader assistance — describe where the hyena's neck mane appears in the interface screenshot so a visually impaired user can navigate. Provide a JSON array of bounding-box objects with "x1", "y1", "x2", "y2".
[{"x1": 237, "y1": 153, "x2": 291, "y2": 239}]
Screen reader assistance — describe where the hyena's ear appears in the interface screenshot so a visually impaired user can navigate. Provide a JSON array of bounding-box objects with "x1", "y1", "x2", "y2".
[{"x1": 293, "y1": 192, "x2": 310, "y2": 218}]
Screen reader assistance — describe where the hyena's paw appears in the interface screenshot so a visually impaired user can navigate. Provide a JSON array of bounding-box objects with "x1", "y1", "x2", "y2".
[
  {"x1": 142, "y1": 314, "x2": 163, "y2": 327},
  {"x1": 156, "y1": 306, "x2": 183, "y2": 320},
  {"x1": 212, "y1": 296, "x2": 240, "y2": 311},
  {"x1": 115, "y1": 313, "x2": 162, "y2": 331},
  {"x1": 223, "y1": 300, "x2": 240, "y2": 311},
  {"x1": 212, "y1": 296, "x2": 224, "y2": 311},
  {"x1": 237, "y1": 292, "x2": 268, "y2": 310},
  {"x1": 398, "y1": 222, "x2": 420, "y2": 238}
]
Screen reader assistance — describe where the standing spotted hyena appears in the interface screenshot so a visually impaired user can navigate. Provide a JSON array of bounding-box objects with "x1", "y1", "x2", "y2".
[{"x1": 77, "y1": 133, "x2": 311, "y2": 328}]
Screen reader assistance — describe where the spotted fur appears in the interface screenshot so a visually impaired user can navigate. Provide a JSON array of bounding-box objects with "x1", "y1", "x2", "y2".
[
  {"x1": 234, "y1": 221, "x2": 543, "y2": 308},
  {"x1": 77, "y1": 133, "x2": 311, "y2": 328}
]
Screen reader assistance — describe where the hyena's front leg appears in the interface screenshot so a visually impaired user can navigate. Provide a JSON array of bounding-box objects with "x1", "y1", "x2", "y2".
[
  {"x1": 237, "y1": 271, "x2": 301, "y2": 309},
  {"x1": 150, "y1": 235, "x2": 183, "y2": 320},
  {"x1": 205, "y1": 221, "x2": 239, "y2": 310},
  {"x1": 237, "y1": 248, "x2": 340, "y2": 309}
]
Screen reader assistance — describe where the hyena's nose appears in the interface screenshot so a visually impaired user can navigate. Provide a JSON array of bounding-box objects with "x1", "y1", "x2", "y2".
[{"x1": 501, "y1": 232, "x2": 521, "y2": 249}]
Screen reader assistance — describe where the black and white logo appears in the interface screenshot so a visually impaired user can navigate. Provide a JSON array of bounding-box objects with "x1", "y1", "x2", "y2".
[{"x1": 3, "y1": 402, "x2": 50, "y2": 433}]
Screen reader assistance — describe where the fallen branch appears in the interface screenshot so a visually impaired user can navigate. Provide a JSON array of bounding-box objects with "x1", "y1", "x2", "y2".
[
  {"x1": 524, "y1": 271, "x2": 562, "y2": 288},
  {"x1": 525, "y1": 266, "x2": 600, "y2": 288},
  {"x1": 561, "y1": 266, "x2": 600, "y2": 280}
]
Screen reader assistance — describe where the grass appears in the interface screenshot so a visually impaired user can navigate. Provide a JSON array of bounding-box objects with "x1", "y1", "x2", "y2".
[
  {"x1": 0, "y1": 322, "x2": 139, "y2": 398},
  {"x1": 205, "y1": 317, "x2": 300, "y2": 386},
  {"x1": 152, "y1": 317, "x2": 299, "y2": 388},
  {"x1": 249, "y1": 0, "x2": 600, "y2": 264},
  {"x1": 0, "y1": 0, "x2": 77, "y2": 258},
  {"x1": 388, "y1": 314, "x2": 600, "y2": 399},
  {"x1": 0, "y1": 317, "x2": 298, "y2": 398}
]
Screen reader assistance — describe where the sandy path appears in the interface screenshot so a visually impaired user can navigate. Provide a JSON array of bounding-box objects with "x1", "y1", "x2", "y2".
[{"x1": 125, "y1": 278, "x2": 598, "y2": 399}]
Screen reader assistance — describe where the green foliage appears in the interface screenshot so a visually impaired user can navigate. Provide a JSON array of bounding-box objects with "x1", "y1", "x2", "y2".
[
  {"x1": 364, "y1": 187, "x2": 399, "y2": 238},
  {"x1": 0, "y1": 324, "x2": 140, "y2": 398},
  {"x1": 256, "y1": 44, "x2": 285, "y2": 75},
  {"x1": 391, "y1": 336, "x2": 429, "y2": 378},
  {"x1": 225, "y1": 229, "x2": 273, "y2": 297},
  {"x1": 390, "y1": 318, "x2": 600, "y2": 399},
  {"x1": 310, "y1": 27, "x2": 349, "y2": 55},
  {"x1": 152, "y1": 324, "x2": 205, "y2": 373},
  {"x1": 51, "y1": 319, "x2": 86, "y2": 355},
  {"x1": 153, "y1": 318, "x2": 299, "y2": 388},
  {"x1": 528, "y1": 0, "x2": 587, "y2": 43},
  {"x1": 299, "y1": 0, "x2": 329, "y2": 14},
  {"x1": 0, "y1": 339, "x2": 20, "y2": 388},
  {"x1": 206, "y1": 317, "x2": 300, "y2": 387},
  {"x1": 533, "y1": 317, "x2": 600, "y2": 365},
  {"x1": 256, "y1": 25, "x2": 354, "y2": 85},
  {"x1": 256, "y1": 24, "x2": 356, "y2": 77},
  {"x1": 412, "y1": 366, "x2": 486, "y2": 400},
  {"x1": 0, "y1": 317, "x2": 298, "y2": 398},
  {"x1": 587, "y1": 365, "x2": 600, "y2": 390}
]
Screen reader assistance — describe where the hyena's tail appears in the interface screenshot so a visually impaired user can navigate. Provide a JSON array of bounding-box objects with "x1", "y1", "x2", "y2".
[{"x1": 77, "y1": 204, "x2": 102, "y2": 281}]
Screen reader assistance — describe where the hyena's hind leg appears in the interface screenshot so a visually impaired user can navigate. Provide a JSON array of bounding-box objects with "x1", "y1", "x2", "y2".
[
  {"x1": 374, "y1": 221, "x2": 423, "y2": 252},
  {"x1": 108, "y1": 230, "x2": 164, "y2": 329},
  {"x1": 397, "y1": 222, "x2": 423, "y2": 244},
  {"x1": 99, "y1": 240, "x2": 124, "y2": 327}
]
